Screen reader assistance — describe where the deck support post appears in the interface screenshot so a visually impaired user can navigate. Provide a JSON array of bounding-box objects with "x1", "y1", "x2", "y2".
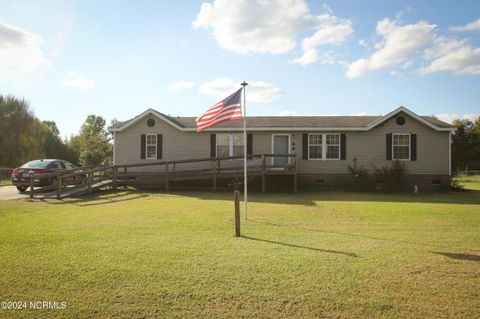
[
  {"x1": 123, "y1": 166, "x2": 128, "y2": 189},
  {"x1": 29, "y1": 173, "x2": 34, "y2": 199},
  {"x1": 213, "y1": 159, "x2": 217, "y2": 192},
  {"x1": 113, "y1": 166, "x2": 117, "y2": 192},
  {"x1": 165, "y1": 163, "x2": 169, "y2": 191},
  {"x1": 293, "y1": 173, "x2": 297, "y2": 193},
  {"x1": 57, "y1": 176, "x2": 62, "y2": 199},
  {"x1": 261, "y1": 155, "x2": 266, "y2": 193},
  {"x1": 172, "y1": 163, "x2": 176, "y2": 190}
]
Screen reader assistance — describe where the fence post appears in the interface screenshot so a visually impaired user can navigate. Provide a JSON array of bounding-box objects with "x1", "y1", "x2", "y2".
[
  {"x1": 165, "y1": 162, "x2": 169, "y2": 191},
  {"x1": 88, "y1": 172, "x2": 92, "y2": 194},
  {"x1": 57, "y1": 176, "x2": 62, "y2": 199},
  {"x1": 29, "y1": 172, "x2": 34, "y2": 199},
  {"x1": 113, "y1": 166, "x2": 117, "y2": 192},
  {"x1": 234, "y1": 189, "x2": 241, "y2": 237}
]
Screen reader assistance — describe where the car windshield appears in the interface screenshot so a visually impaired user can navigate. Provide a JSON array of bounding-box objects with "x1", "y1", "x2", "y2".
[{"x1": 21, "y1": 160, "x2": 52, "y2": 169}]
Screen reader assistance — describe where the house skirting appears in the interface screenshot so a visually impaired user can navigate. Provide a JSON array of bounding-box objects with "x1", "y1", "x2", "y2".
[{"x1": 298, "y1": 173, "x2": 450, "y2": 191}]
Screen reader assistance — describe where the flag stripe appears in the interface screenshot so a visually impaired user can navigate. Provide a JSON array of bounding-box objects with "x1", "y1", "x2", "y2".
[
  {"x1": 196, "y1": 88, "x2": 243, "y2": 132},
  {"x1": 196, "y1": 104, "x2": 241, "y2": 125},
  {"x1": 197, "y1": 112, "x2": 242, "y2": 130}
]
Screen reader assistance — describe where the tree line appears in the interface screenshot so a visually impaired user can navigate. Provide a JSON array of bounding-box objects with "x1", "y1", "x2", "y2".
[
  {"x1": 452, "y1": 117, "x2": 480, "y2": 173},
  {"x1": 0, "y1": 95, "x2": 112, "y2": 168}
]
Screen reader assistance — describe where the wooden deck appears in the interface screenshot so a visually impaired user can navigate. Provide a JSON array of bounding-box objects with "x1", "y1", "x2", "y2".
[{"x1": 24, "y1": 154, "x2": 297, "y2": 199}]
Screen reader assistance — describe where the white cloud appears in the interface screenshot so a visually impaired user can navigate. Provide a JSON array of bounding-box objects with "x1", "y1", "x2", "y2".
[
  {"x1": 167, "y1": 81, "x2": 196, "y2": 92},
  {"x1": 346, "y1": 18, "x2": 436, "y2": 78},
  {"x1": 449, "y1": 18, "x2": 480, "y2": 32},
  {"x1": 420, "y1": 37, "x2": 480, "y2": 75},
  {"x1": 193, "y1": 0, "x2": 352, "y2": 64},
  {"x1": 61, "y1": 72, "x2": 95, "y2": 91},
  {"x1": 199, "y1": 77, "x2": 281, "y2": 103},
  {"x1": 358, "y1": 39, "x2": 368, "y2": 47},
  {"x1": 0, "y1": 20, "x2": 50, "y2": 81},
  {"x1": 279, "y1": 110, "x2": 297, "y2": 116},
  {"x1": 289, "y1": 49, "x2": 335, "y2": 66},
  {"x1": 435, "y1": 113, "x2": 480, "y2": 123}
]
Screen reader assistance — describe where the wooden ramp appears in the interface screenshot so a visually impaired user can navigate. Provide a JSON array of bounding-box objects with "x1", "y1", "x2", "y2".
[
  {"x1": 35, "y1": 179, "x2": 113, "y2": 199},
  {"x1": 25, "y1": 153, "x2": 297, "y2": 199}
]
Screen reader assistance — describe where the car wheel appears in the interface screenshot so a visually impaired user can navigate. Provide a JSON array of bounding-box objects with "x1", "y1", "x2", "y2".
[{"x1": 16, "y1": 186, "x2": 28, "y2": 193}]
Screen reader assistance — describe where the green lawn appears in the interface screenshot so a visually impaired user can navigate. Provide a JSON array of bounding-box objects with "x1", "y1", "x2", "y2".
[
  {"x1": 455, "y1": 175, "x2": 480, "y2": 190},
  {"x1": 0, "y1": 186, "x2": 479, "y2": 318},
  {"x1": 0, "y1": 178, "x2": 10, "y2": 187}
]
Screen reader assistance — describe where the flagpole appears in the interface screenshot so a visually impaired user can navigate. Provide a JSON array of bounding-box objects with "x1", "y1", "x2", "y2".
[{"x1": 241, "y1": 81, "x2": 248, "y2": 220}]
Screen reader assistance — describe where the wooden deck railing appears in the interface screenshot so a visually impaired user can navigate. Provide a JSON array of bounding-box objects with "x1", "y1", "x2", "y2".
[{"x1": 25, "y1": 153, "x2": 297, "y2": 198}]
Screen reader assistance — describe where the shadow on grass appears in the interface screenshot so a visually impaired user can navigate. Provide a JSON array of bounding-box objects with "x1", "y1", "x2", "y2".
[
  {"x1": 433, "y1": 252, "x2": 480, "y2": 262},
  {"x1": 163, "y1": 188, "x2": 480, "y2": 206},
  {"x1": 40, "y1": 190, "x2": 149, "y2": 207},
  {"x1": 250, "y1": 220, "x2": 448, "y2": 250},
  {"x1": 241, "y1": 235, "x2": 358, "y2": 257}
]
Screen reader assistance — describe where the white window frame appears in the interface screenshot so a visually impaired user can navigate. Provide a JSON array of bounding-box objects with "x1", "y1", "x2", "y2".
[
  {"x1": 307, "y1": 133, "x2": 323, "y2": 160},
  {"x1": 307, "y1": 133, "x2": 341, "y2": 161},
  {"x1": 271, "y1": 134, "x2": 292, "y2": 165},
  {"x1": 325, "y1": 133, "x2": 341, "y2": 160},
  {"x1": 392, "y1": 133, "x2": 411, "y2": 161},
  {"x1": 216, "y1": 133, "x2": 244, "y2": 157},
  {"x1": 145, "y1": 134, "x2": 157, "y2": 160}
]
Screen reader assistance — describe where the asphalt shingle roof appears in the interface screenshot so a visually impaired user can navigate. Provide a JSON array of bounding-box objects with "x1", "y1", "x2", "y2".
[{"x1": 108, "y1": 110, "x2": 454, "y2": 130}]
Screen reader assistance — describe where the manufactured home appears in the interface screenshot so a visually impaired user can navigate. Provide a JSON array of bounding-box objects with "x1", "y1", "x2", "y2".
[{"x1": 108, "y1": 106, "x2": 455, "y2": 191}]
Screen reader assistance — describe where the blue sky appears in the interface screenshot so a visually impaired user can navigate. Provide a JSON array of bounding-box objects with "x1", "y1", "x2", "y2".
[{"x1": 1, "y1": 0, "x2": 479, "y2": 137}]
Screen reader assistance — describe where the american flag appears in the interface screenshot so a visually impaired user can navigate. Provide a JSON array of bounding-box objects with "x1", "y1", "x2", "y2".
[{"x1": 196, "y1": 88, "x2": 243, "y2": 132}]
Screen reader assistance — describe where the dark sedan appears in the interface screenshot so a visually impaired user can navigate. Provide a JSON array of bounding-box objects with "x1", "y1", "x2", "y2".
[{"x1": 11, "y1": 159, "x2": 77, "y2": 192}]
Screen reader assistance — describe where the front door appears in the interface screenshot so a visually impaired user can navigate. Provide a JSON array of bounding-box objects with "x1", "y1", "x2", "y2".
[{"x1": 272, "y1": 135, "x2": 290, "y2": 166}]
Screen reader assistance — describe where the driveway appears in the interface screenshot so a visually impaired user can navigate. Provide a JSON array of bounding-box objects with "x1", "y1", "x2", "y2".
[{"x1": 0, "y1": 186, "x2": 31, "y2": 200}]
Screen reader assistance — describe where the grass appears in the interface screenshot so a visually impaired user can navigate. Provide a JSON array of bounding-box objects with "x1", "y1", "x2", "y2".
[
  {"x1": 0, "y1": 178, "x2": 10, "y2": 187},
  {"x1": 0, "y1": 186, "x2": 479, "y2": 318},
  {"x1": 454, "y1": 175, "x2": 480, "y2": 190}
]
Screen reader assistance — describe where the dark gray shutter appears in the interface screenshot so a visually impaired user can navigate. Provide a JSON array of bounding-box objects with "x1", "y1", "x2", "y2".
[
  {"x1": 411, "y1": 134, "x2": 417, "y2": 161},
  {"x1": 386, "y1": 133, "x2": 392, "y2": 160},
  {"x1": 340, "y1": 134, "x2": 346, "y2": 160},
  {"x1": 157, "y1": 134, "x2": 163, "y2": 159},
  {"x1": 210, "y1": 134, "x2": 216, "y2": 157},
  {"x1": 302, "y1": 134, "x2": 308, "y2": 160},
  {"x1": 140, "y1": 134, "x2": 146, "y2": 159},
  {"x1": 247, "y1": 133, "x2": 253, "y2": 155}
]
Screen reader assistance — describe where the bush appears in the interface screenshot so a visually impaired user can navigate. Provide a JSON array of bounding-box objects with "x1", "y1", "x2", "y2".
[
  {"x1": 347, "y1": 157, "x2": 370, "y2": 190},
  {"x1": 373, "y1": 161, "x2": 406, "y2": 192},
  {"x1": 449, "y1": 177, "x2": 465, "y2": 192}
]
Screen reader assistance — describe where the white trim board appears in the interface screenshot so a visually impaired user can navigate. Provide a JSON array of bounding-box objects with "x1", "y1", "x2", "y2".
[{"x1": 109, "y1": 106, "x2": 456, "y2": 133}]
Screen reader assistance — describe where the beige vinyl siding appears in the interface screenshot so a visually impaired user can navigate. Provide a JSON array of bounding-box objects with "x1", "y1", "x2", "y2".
[
  {"x1": 114, "y1": 117, "x2": 211, "y2": 172},
  {"x1": 298, "y1": 112, "x2": 450, "y2": 175},
  {"x1": 114, "y1": 112, "x2": 450, "y2": 176}
]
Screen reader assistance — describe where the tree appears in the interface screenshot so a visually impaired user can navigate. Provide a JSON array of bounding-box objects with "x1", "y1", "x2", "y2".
[
  {"x1": 452, "y1": 118, "x2": 480, "y2": 173},
  {"x1": 0, "y1": 95, "x2": 79, "y2": 167},
  {"x1": 43, "y1": 120, "x2": 60, "y2": 136},
  {"x1": 68, "y1": 115, "x2": 112, "y2": 166}
]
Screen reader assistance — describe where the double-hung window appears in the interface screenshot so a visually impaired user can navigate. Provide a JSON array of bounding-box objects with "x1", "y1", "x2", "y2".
[
  {"x1": 308, "y1": 134, "x2": 323, "y2": 159},
  {"x1": 326, "y1": 134, "x2": 340, "y2": 160},
  {"x1": 393, "y1": 133, "x2": 410, "y2": 160},
  {"x1": 308, "y1": 133, "x2": 340, "y2": 160},
  {"x1": 216, "y1": 133, "x2": 244, "y2": 157},
  {"x1": 146, "y1": 134, "x2": 157, "y2": 159}
]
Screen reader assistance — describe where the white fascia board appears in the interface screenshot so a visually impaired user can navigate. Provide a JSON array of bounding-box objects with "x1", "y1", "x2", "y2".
[
  {"x1": 366, "y1": 106, "x2": 455, "y2": 132},
  {"x1": 110, "y1": 109, "x2": 185, "y2": 132},
  {"x1": 109, "y1": 106, "x2": 455, "y2": 133}
]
